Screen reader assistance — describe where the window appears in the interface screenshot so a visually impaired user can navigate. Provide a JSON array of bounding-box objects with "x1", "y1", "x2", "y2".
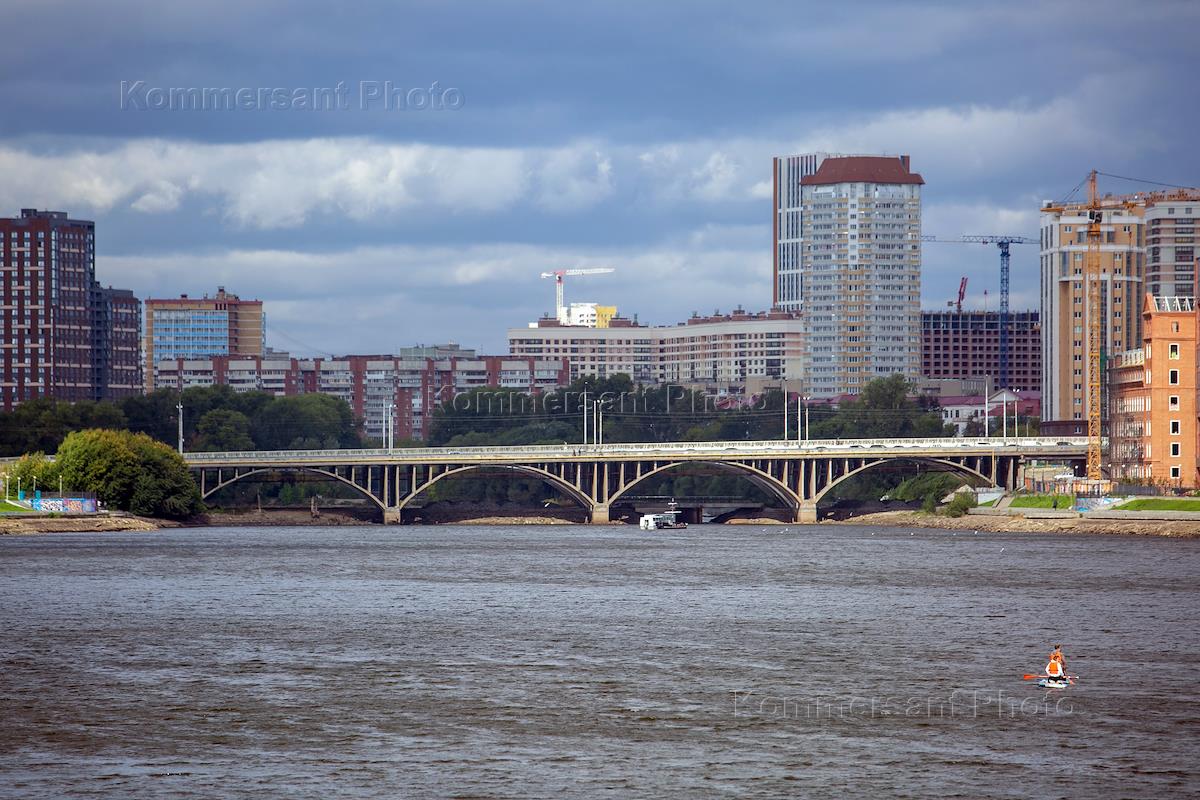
[
  {"x1": 1169, "y1": 369, "x2": 1180, "y2": 385},
  {"x1": 1171, "y1": 442, "x2": 1181, "y2": 457},
  {"x1": 1169, "y1": 343, "x2": 1180, "y2": 359},
  {"x1": 1172, "y1": 420, "x2": 1181, "y2": 435},
  {"x1": 1171, "y1": 466, "x2": 1181, "y2": 479},
  {"x1": 1169, "y1": 395, "x2": 1180, "y2": 410}
]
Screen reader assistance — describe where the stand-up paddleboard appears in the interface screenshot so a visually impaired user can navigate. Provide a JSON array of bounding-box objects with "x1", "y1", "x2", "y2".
[
  {"x1": 1035, "y1": 677, "x2": 1072, "y2": 689},
  {"x1": 1022, "y1": 673, "x2": 1077, "y2": 688}
]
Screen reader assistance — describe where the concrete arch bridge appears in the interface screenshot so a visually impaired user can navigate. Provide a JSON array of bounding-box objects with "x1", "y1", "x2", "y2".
[{"x1": 184, "y1": 437, "x2": 1088, "y2": 524}]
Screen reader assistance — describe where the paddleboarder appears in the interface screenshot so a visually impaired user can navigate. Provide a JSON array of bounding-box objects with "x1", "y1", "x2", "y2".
[{"x1": 1047, "y1": 644, "x2": 1067, "y2": 679}]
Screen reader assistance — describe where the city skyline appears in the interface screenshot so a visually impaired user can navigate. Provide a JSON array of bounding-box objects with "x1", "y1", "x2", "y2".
[{"x1": 1, "y1": 1, "x2": 1198, "y2": 354}]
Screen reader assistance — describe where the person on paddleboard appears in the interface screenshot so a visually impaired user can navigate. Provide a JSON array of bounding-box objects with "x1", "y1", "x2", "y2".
[{"x1": 1046, "y1": 644, "x2": 1068, "y2": 680}]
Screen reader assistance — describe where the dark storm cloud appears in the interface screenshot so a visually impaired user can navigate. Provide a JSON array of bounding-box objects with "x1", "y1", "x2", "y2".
[{"x1": 2, "y1": 0, "x2": 1198, "y2": 352}]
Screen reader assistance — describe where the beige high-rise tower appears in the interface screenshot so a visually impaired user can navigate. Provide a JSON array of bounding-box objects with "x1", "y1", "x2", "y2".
[{"x1": 795, "y1": 155, "x2": 924, "y2": 396}]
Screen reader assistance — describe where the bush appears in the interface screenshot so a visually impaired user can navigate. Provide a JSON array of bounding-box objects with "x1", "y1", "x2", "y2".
[
  {"x1": 921, "y1": 491, "x2": 939, "y2": 513},
  {"x1": 945, "y1": 491, "x2": 978, "y2": 517}
]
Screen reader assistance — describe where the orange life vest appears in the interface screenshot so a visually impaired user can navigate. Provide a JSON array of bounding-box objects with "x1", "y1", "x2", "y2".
[{"x1": 1046, "y1": 660, "x2": 1064, "y2": 677}]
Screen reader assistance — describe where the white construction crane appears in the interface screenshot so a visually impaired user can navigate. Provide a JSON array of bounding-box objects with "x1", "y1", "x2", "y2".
[{"x1": 540, "y1": 268, "x2": 614, "y2": 323}]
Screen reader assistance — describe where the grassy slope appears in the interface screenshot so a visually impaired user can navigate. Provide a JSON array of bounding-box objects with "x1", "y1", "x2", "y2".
[
  {"x1": 1010, "y1": 494, "x2": 1073, "y2": 509},
  {"x1": 1115, "y1": 497, "x2": 1200, "y2": 512}
]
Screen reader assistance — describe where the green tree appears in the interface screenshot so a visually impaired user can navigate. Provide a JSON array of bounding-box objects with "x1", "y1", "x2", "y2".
[
  {"x1": 120, "y1": 390, "x2": 182, "y2": 444},
  {"x1": 126, "y1": 433, "x2": 205, "y2": 518},
  {"x1": 194, "y1": 409, "x2": 255, "y2": 451},
  {"x1": 5, "y1": 452, "x2": 60, "y2": 495},
  {"x1": 55, "y1": 429, "x2": 140, "y2": 507},
  {"x1": 808, "y1": 375, "x2": 954, "y2": 440},
  {"x1": 251, "y1": 394, "x2": 362, "y2": 450},
  {"x1": 54, "y1": 429, "x2": 202, "y2": 518}
]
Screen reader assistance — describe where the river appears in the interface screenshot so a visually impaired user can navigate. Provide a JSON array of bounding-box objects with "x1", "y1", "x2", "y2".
[{"x1": 1, "y1": 524, "x2": 1197, "y2": 798}]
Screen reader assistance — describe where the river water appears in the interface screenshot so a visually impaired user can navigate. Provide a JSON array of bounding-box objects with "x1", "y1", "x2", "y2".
[{"x1": 1, "y1": 524, "x2": 1197, "y2": 798}]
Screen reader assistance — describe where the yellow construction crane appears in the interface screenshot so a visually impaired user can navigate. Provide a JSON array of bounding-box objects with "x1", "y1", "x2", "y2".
[{"x1": 1041, "y1": 171, "x2": 1137, "y2": 480}]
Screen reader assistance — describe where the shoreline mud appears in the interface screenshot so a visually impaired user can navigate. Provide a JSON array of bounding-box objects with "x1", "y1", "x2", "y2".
[
  {"x1": 830, "y1": 509, "x2": 1200, "y2": 537},
  {"x1": 3, "y1": 507, "x2": 1197, "y2": 537}
]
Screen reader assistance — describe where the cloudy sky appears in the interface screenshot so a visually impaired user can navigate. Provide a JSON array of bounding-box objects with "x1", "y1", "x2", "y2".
[{"x1": 3, "y1": 0, "x2": 1197, "y2": 354}]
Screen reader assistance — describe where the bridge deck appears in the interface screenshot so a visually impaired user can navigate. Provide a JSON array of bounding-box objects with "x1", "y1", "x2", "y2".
[{"x1": 184, "y1": 437, "x2": 1090, "y2": 467}]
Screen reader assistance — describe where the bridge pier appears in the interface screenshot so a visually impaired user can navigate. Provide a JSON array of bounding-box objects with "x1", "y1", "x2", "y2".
[
  {"x1": 795, "y1": 502, "x2": 818, "y2": 524},
  {"x1": 383, "y1": 508, "x2": 402, "y2": 525},
  {"x1": 591, "y1": 504, "x2": 611, "y2": 524}
]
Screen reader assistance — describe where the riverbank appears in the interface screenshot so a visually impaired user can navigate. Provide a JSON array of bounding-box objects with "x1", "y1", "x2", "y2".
[
  {"x1": 0, "y1": 513, "x2": 171, "y2": 535},
  {"x1": 835, "y1": 509, "x2": 1200, "y2": 537}
]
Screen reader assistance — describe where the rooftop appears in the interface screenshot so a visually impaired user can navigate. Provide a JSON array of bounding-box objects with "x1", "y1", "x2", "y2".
[{"x1": 801, "y1": 155, "x2": 924, "y2": 187}]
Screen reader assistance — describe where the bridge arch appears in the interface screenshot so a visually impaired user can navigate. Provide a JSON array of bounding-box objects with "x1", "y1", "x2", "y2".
[
  {"x1": 397, "y1": 464, "x2": 594, "y2": 512},
  {"x1": 811, "y1": 456, "x2": 996, "y2": 506},
  {"x1": 199, "y1": 466, "x2": 387, "y2": 510},
  {"x1": 606, "y1": 460, "x2": 801, "y2": 512}
]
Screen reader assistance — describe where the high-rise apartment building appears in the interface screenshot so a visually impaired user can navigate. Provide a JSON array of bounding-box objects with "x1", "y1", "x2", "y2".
[
  {"x1": 144, "y1": 287, "x2": 264, "y2": 391},
  {"x1": 1109, "y1": 295, "x2": 1198, "y2": 487},
  {"x1": 92, "y1": 286, "x2": 142, "y2": 401},
  {"x1": 1145, "y1": 196, "x2": 1200, "y2": 298},
  {"x1": 772, "y1": 153, "x2": 828, "y2": 311},
  {"x1": 796, "y1": 155, "x2": 924, "y2": 396},
  {"x1": 922, "y1": 310, "x2": 1041, "y2": 393},
  {"x1": 1039, "y1": 188, "x2": 1200, "y2": 426},
  {"x1": 0, "y1": 209, "x2": 141, "y2": 409}
]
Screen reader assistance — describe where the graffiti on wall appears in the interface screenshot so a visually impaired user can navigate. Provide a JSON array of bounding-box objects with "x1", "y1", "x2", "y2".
[{"x1": 29, "y1": 497, "x2": 98, "y2": 513}]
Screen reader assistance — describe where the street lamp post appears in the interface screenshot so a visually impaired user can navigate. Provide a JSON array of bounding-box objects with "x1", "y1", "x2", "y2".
[{"x1": 177, "y1": 401, "x2": 185, "y2": 454}]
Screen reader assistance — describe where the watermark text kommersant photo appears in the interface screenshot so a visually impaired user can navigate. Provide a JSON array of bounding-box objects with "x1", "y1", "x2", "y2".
[
  {"x1": 732, "y1": 690, "x2": 1074, "y2": 722},
  {"x1": 119, "y1": 81, "x2": 464, "y2": 111}
]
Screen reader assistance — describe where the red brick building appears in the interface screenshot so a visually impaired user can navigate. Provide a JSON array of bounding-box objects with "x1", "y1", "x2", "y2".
[{"x1": 0, "y1": 209, "x2": 141, "y2": 409}]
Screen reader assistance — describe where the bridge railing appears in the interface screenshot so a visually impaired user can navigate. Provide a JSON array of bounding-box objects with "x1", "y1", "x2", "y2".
[{"x1": 182, "y1": 437, "x2": 1092, "y2": 464}]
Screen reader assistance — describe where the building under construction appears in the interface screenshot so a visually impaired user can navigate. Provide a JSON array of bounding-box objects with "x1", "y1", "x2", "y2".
[{"x1": 921, "y1": 309, "x2": 1041, "y2": 393}]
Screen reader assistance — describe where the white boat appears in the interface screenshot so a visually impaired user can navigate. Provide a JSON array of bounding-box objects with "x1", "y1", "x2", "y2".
[{"x1": 639, "y1": 500, "x2": 688, "y2": 530}]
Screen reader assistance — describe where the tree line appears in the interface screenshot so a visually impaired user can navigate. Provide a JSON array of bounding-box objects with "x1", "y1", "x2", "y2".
[
  {"x1": 0, "y1": 385, "x2": 366, "y2": 457},
  {"x1": 428, "y1": 373, "x2": 956, "y2": 446}
]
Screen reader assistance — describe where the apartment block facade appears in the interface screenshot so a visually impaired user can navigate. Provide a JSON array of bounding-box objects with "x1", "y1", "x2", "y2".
[
  {"x1": 507, "y1": 309, "x2": 804, "y2": 391},
  {"x1": 0, "y1": 209, "x2": 141, "y2": 409},
  {"x1": 144, "y1": 287, "x2": 264, "y2": 391},
  {"x1": 1108, "y1": 295, "x2": 1198, "y2": 487},
  {"x1": 796, "y1": 155, "x2": 924, "y2": 396},
  {"x1": 922, "y1": 310, "x2": 1041, "y2": 392},
  {"x1": 1039, "y1": 188, "x2": 1200, "y2": 426},
  {"x1": 152, "y1": 347, "x2": 569, "y2": 441}
]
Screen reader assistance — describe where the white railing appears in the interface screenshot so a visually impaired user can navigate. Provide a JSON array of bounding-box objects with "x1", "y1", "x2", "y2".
[{"x1": 183, "y1": 437, "x2": 1092, "y2": 464}]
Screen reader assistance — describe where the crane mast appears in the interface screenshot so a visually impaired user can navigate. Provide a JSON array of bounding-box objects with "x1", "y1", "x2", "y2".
[{"x1": 1084, "y1": 170, "x2": 1104, "y2": 480}]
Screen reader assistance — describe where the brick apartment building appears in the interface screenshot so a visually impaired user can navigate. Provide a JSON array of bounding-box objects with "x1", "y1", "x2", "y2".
[
  {"x1": 151, "y1": 345, "x2": 570, "y2": 441},
  {"x1": 0, "y1": 209, "x2": 141, "y2": 409},
  {"x1": 1109, "y1": 295, "x2": 1198, "y2": 487}
]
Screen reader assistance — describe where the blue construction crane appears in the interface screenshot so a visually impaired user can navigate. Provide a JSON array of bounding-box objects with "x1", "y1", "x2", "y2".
[{"x1": 921, "y1": 234, "x2": 1035, "y2": 390}]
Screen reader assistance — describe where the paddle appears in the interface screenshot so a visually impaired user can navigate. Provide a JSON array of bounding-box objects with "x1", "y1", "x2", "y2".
[{"x1": 1022, "y1": 674, "x2": 1078, "y2": 681}]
